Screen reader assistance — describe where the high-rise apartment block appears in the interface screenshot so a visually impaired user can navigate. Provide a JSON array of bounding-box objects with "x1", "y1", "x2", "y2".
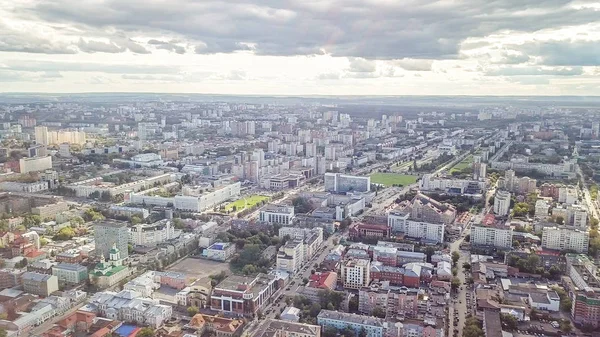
[{"x1": 93, "y1": 220, "x2": 129, "y2": 259}]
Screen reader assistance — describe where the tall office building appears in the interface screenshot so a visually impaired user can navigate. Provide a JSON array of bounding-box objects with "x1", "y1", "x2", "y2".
[
  {"x1": 493, "y1": 190, "x2": 511, "y2": 216},
  {"x1": 94, "y1": 221, "x2": 129, "y2": 259}
]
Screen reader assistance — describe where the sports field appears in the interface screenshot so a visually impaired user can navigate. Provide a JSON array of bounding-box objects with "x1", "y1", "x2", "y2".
[
  {"x1": 450, "y1": 155, "x2": 473, "y2": 173},
  {"x1": 370, "y1": 173, "x2": 418, "y2": 187},
  {"x1": 225, "y1": 195, "x2": 270, "y2": 212}
]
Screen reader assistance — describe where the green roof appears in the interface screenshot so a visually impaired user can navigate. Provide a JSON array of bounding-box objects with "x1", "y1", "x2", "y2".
[{"x1": 90, "y1": 265, "x2": 127, "y2": 277}]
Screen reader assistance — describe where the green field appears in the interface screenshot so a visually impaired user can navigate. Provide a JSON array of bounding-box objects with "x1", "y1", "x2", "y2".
[
  {"x1": 450, "y1": 155, "x2": 474, "y2": 173},
  {"x1": 370, "y1": 173, "x2": 418, "y2": 187},
  {"x1": 225, "y1": 195, "x2": 270, "y2": 212}
]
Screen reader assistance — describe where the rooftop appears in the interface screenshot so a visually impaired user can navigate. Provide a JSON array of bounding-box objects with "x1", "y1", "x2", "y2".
[
  {"x1": 317, "y1": 310, "x2": 384, "y2": 327},
  {"x1": 254, "y1": 319, "x2": 320, "y2": 337}
]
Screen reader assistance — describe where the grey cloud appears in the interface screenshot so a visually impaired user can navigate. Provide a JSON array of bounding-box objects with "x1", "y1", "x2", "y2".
[
  {"x1": 393, "y1": 58, "x2": 434, "y2": 71},
  {"x1": 347, "y1": 58, "x2": 376, "y2": 73},
  {"x1": 4, "y1": 60, "x2": 179, "y2": 74},
  {"x1": 78, "y1": 38, "x2": 124, "y2": 53},
  {"x1": 485, "y1": 66, "x2": 583, "y2": 76},
  {"x1": 194, "y1": 41, "x2": 252, "y2": 54},
  {"x1": 494, "y1": 53, "x2": 530, "y2": 65},
  {"x1": 110, "y1": 37, "x2": 151, "y2": 54},
  {"x1": 148, "y1": 39, "x2": 186, "y2": 54},
  {"x1": 24, "y1": 0, "x2": 600, "y2": 60},
  {"x1": 509, "y1": 40, "x2": 600, "y2": 66},
  {"x1": 0, "y1": 21, "x2": 76, "y2": 54}
]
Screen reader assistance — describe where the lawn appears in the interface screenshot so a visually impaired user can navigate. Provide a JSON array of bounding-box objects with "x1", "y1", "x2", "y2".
[
  {"x1": 225, "y1": 195, "x2": 270, "y2": 212},
  {"x1": 450, "y1": 155, "x2": 474, "y2": 173},
  {"x1": 370, "y1": 173, "x2": 418, "y2": 187}
]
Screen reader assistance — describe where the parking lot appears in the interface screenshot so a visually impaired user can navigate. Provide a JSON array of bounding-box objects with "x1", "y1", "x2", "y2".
[{"x1": 166, "y1": 257, "x2": 231, "y2": 287}]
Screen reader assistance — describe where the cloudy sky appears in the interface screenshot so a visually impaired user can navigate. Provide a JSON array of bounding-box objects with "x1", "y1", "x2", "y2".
[{"x1": 1, "y1": 0, "x2": 599, "y2": 95}]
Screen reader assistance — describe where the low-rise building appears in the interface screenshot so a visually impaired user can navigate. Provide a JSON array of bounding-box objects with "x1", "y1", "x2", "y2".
[
  {"x1": 260, "y1": 204, "x2": 295, "y2": 225},
  {"x1": 205, "y1": 242, "x2": 236, "y2": 261},
  {"x1": 210, "y1": 274, "x2": 278, "y2": 316},
  {"x1": 21, "y1": 272, "x2": 59, "y2": 297},
  {"x1": 253, "y1": 318, "x2": 321, "y2": 337},
  {"x1": 52, "y1": 263, "x2": 88, "y2": 286},
  {"x1": 317, "y1": 310, "x2": 384, "y2": 337}
]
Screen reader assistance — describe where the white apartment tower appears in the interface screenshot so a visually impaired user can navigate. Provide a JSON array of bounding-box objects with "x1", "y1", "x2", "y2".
[{"x1": 493, "y1": 190, "x2": 511, "y2": 216}]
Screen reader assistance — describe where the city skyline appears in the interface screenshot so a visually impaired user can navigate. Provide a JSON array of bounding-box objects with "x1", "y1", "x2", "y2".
[{"x1": 1, "y1": 0, "x2": 599, "y2": 95}]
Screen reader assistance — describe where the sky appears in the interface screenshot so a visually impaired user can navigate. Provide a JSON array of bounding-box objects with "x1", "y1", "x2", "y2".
[{"x1": 1, "y1": 0, "x2": 600, "y2": 96}]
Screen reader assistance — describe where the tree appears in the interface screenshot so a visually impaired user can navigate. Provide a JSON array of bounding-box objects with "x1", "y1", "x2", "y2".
[
  {"x1": 348, "y1": 296, "x2": 359, "y2": 312},
  {"x1": 323, "y1": 327, "x2": 338, "y2": 337},
  {"x1": 292, "y1": 197, "x2": 313, "y2": 214},
  {"x1": 54, "y1": 227, "x2": 76, "y2": 241},
  {"x1": 451, "y1": 277, "x2": 461, "y2": 291},
  {"x1": 242, "y1": 264, "x2": 257, "y2": 275},
  {"x1": 462, "y1": 262, "x2": 471, "y2": 271},
  {"x1": 451, "y1": 251, "x2": 460, "y2": 265},
  {"x1": 131, "y1": 215, "x2": 142, "y2": 225},
  {"x1": 556, "y1": 216, "x2": 564, "y2": 225},
  {"x1": 70, "y1": 216, "x2": 85, "y2": 227},
  {"x1": 0, "y1": 328, "x2": 7, "y2": 337},
  {"x1": 500, "y1": 313, "x2": 518, "y2": 331},
  {"x1": 187, "y1": 306, "x2": 199, "y2": 316},
  {"x1": 137, "y1": 328, "x2": 155, "y2": 337},
  {"x1": 559, "y1": 320, "x2": 572, "y2": 333},
  {"x1": 371, "y1": 306, "x2": 386, "y2": 318}
]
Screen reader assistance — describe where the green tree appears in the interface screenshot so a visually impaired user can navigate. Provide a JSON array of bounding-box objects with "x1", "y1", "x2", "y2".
[
  {"x1": 54, "y1": 227, "x2": 76, "y2": 241},
  {"x1": 500, "y1": 313, "x2": 518, "y2": 331},
  {"x1": 451, "y1": 251, "x2": 460, "y2": 265},
  {"x1": 70, "y1": 216, "x2": 85, "y2": 227},
  {"x1": 131, "y1": 215, "x2": 142, "y2": 225},
  {"x1": 371, "y1": 306, "x2": 386, "y2": 318},
  {"x1": 137, "y1": 328, "x2": 155, "y2": 337},
  {"x1": 462, "y1": 262, "x2": 471, "y2": 271},
  {"x1": 187, "y1": 306, "x2": 199, "y2": 316},
  {"x1": 0, "y1": 328, "x2": 7, "y2": 337},
  {"x1": 556, "y1": 216, "x2": 564, "y2": 225},
  {"x1": 242, "y1": 264, "x2": 257, "y2": 275},
  {"x1": 451, "y1": 277, "x2": 461, "y2": 291}
]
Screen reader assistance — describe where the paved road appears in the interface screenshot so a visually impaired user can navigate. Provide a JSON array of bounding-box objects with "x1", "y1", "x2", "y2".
[
  {"x1": 260, "y1": 232, "x2": 344, "y2": 320},
  {"x1": 448, "y1": 224, "x2": 471, "y2": 337},
  {"x1": 576, "y1": 165, "x2": 599, "y2": 220}
]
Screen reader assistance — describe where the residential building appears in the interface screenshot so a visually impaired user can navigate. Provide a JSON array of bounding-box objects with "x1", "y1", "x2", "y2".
[
  {"x1": 90, "y1": 290, "x2": 173, "y2": 328},
  {"x1": 324, "y1": 173, "x2": 371, "y2": 193},
  {"x1": 317, "y1": 310, "x2": 384, "y2": 337},
  {"x1": 542, "y1": 226, "x2": 589, "y2": 253},
  {"x1": 341, "y1": 258, "x2": 371, "y2": 290},
  {"x1": 129, "y1": 220, "x2": 177, "y2": 247},
  {"x1": 52, "y1": 263, "x2": 88, "y2": 286},
  {"x1": 94, "y1": 220, "x2": 129, "y2": 259},
  {"x1": 394, "y1": 193, "x2": 456, "y2": 224},
  {"x1": 471, "y1": 221, "x2": 513, "y2": 248},
  {"x1": 19, "y1": 156, "x2": 53, "y2": 174},
  {"x1": 387, "y1": 211, "x2": 445, "y2": 243},
  {"x1": 493, "y1": 190, "x2": 511, "y2": 216},
  {"x1": 276, "y1": 240, "x2": 304, "y2": 273},
  {"x1": 187, "y1": 313, "x2": 245, "y2": 337},
  {"x1": 210, "y1": 274, "x2": 278, "y2": 316},
  {"x1": 564, "y1": 254, "x2": 600, "y2": 327},
  {"x1": 21, "y1": 272, "x2": 59, "y2": 297},
  {"x1": 260, "y1": 204, "x2": 295, "y2": 225},
  {"x1": 205, "y1": 242, "x2": 236, "y2": 261}
]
